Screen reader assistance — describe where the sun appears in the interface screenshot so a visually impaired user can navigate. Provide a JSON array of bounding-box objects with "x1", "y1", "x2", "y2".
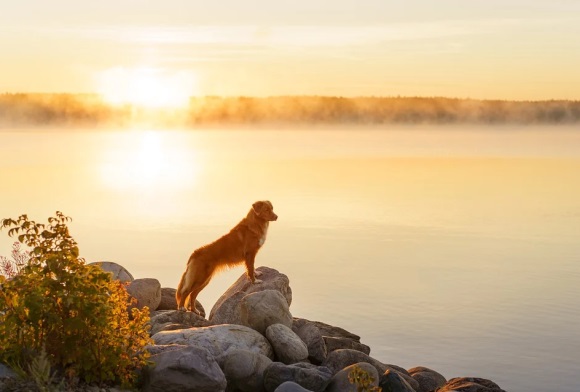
[{"x1": 97, "y1": 67, "x2": 199, "y2": 109}]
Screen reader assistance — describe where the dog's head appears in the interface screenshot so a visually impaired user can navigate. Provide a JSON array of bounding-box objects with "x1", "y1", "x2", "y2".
[{"x1": 252, "y1": 200, "x2": 278, "y2": 221}]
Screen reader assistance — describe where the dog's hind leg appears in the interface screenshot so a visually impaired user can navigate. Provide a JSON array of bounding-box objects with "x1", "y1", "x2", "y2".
[{"x1": 186, "y1": 274, "x2": 212, "y2": 315}]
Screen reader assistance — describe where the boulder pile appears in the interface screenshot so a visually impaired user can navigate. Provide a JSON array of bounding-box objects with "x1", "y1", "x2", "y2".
[
  {"x1": 132, "y1": 262, "x2": 506, "y2": 392},
  {"x1": 1, "y1": 261, "x2": 506, "y2": 392}
]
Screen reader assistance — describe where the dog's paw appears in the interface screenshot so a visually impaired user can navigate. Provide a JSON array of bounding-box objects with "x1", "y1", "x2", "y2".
[
  {"x1": 253, "y1": 278, "x2": 263, "y2": 284},
  {"x1": 255, "y1": 270, "x2": 263, "y2": 277}
]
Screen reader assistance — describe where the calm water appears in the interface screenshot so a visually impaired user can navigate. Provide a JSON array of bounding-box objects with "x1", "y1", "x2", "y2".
[{"x1": 1, "y1": 126, "x2": 579, "y2": 392}]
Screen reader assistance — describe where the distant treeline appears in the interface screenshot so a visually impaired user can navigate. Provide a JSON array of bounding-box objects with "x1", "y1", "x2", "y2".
[{"x1": 1, "y1": 93, "x2": 580, "y2": 127}]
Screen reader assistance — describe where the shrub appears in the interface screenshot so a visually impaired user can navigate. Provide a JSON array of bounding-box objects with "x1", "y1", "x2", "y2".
[
  {"x1": 0, "y1": 241, "x2": 29, "y2": 278},
  {"x1": 0, "y1": 212, "x2": 152, "y2": 388}
]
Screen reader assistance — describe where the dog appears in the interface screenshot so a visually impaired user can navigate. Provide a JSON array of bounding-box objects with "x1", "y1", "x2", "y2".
[{"x1": 176, "y1": 200, "x2": 278, "y2": 313}]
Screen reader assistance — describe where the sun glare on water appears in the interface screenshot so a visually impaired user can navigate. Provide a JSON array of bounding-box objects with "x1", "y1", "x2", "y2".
[
  {"x1": 99, "y1": 130, "x2": 201, "y2": 192},
  {"x1": 97, "y1": 67, "x2": 198, "y2": 108}
]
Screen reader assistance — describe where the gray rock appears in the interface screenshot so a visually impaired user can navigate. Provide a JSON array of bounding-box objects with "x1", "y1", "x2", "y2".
[
  {"x1": 222, "y1": 349, "x2": 272, "y2": 392},
  {"x1": 379, "y1": 369, "x2": 416, "y2": 392},
  {"x1": 145, "y1": 344, "x2": 188, "y2": 356},
  {"x1": 0, "y1": 363, "x2": 17, "y2": 379},
  {"x1": 309, "y1": 320, "x2": 360, "y2": 342},
  {"x1": 323, "y1": 349, "x2": 387, "y2": 375},
  {"x1": 152, "y1": 324, "x2": 274, "y2": 360},
  {"x1": 438, "y1": 377, "x2": 506, "y2": 392},
  {"x1": 292, "y1": 318, "x2": 327, "y2": 364},
  {"x1": 240, "y1": 290, "x2": 293, "y2": 334},
  {"x1": 127, "y1": 278, "x2": 161, "y2": 311},
  {"x1": 386, "y1": 364, "x2": 419, "y2": 391},
  {"x1": 149, "y1": 309, "x2": 210, "y2": 335},
  {"x1": 408, "y1": 366, "x2": 447, "y2": 392},
  {"x1": 326, "y1": 362, "x2": 379, "y2": 392},
  {"x1": 156, "y1": 287, "x2": 178, "y2": 311},
  {"x1": 274, "y1": 381, "x2": 314, "y2": 392},
  {"x1": 266, "y1": 323, "x2": 309, "y2": 364},
  {"x1": 143, "y1": 345, "x2": 226, "y2": 392},
  {"x1": 210, "y1": 266, "x2": 292, "y2": 321},
  {"x1": 323, "y1": 336, "x2": 370, "y2": 355},
  {"x1": 263, "y1": 362, "x2": 333, "y2": 392},
  {"x1": 90, "y1": 261, "x2": 134, "y2": 283},
  {"x1": 210, "y1": 291, "x2": 246, "y2": 325}
]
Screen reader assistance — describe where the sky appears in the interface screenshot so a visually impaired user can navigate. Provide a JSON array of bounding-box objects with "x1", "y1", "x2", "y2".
[{"x1": 1, "y1": 0, "x2": 579, "y2": 100}]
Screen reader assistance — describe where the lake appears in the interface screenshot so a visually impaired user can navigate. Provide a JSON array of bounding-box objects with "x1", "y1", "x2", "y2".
[{"x1": 1, "y1": 126, "x2": 579, "y2": 391}]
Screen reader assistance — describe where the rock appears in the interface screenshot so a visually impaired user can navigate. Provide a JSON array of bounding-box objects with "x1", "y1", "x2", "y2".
[
  {"x1": 210, "y1": 266, "x2": 292, "y2": 321},
  {"x1": 240, "y1": 290, "x2": 293, "y2": 334},
  {"x1": 152, "y1": 324, "x2": 274, "y2": 361},
  {"x1": 156, "y1": 287, "x2": 178, "y2": 311},
  {"x1": 385, "y1": 364, "x2": 419, "y2": 391},
  {"x1": 265, "y1": 323, "x2": 309, "y2": 364},
  {"x1": 322, "y1": 349, "x2": 419, "y2": 391},
  {"x1": 0, "y1": 363, "x2": 17, "y2": 379},
  {"x1": 326, "y1": 362, "x2": 379, "y2": 392},
  {"x1": 323, "y1": 336, "x2": 370, "y2": 355},
  {"x1": 408, "y1": 366, "x2": 447, "y2": 392},
  {"x1": 146, "y1": 344, "x2": 188, "y2": 356},
  {"x1": 274, "y1": 381, "x2": 314, "y2": 392},
  {"x1": 90, "y1": 261, "x2": 134, "y2": 283},
  {"x1": 291, "y1": 318, "x2": 327, "y2": 364},
  {"x1": 222, "y1": 349, "x2": 272, "y2": 392},
  {"x1": 438, "y1": 377, "x2": 506, "y2": 392},
  {"x1": 127, "y1": 278, "x2": 161, "y2": 311},
  {"x1": 323, "y1": 349, "x2": 387, "y2": 375},
  {"x1": 379, "y1": 369, "x2": 416, "y2": 392},
  {"x1": 143, "y1": 345, "x2": 226, "y2": 392},
  {"x1": 149, "y1": 310, "x2": 210, "y2": 335},
  {"x1": 209, "y1": 291, "x2": 246, "y2": 325},
  {"x1": 263, "y1": 362, "x2": 333, "y2": 392},
  {"x1": 309, "y1": 320, "x2": 361, "y2": 342}
]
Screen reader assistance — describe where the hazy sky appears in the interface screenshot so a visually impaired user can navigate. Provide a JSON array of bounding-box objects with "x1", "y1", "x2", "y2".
[{"x1": 1, "y1": 0, "x2": 579, "y2": 99}]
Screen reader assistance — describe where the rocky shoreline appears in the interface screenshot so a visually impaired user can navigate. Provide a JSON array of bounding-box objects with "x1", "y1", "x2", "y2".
[{"x1": 0, "y1": 262, "x2": 507, "y2": 392}]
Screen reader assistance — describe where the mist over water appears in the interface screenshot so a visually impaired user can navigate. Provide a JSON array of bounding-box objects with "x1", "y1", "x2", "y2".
[{"x1": 1, "y1": 126, "x2": 579, "y2": 392}]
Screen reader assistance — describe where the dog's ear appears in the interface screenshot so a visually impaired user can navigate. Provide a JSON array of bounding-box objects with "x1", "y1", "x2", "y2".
[{"x1": 252, "y1": 201, "x2": 264, "y2": 216}]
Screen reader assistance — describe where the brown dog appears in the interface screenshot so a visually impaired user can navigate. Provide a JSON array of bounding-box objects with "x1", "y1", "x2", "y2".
[{"x1": 176, "y1": 200, "x2": 278, "y2": 313}]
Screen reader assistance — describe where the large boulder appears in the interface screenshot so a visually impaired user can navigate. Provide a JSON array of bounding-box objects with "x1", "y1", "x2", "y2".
[
  {"x1": 222, "y1": 349, "x2": 273, "y2": 392},
  {"x1": 143, "y1": 346, "x2": 226, "y2": 392},
  {"x1": 210, "y1": 266, "x2": 292, "y2": 323},
  {"x1": 127, "y1": 278, "x2": 161, "y2": 311},
  {"x1": 145, "y1": 344, "x2": 188, "y2": 356},
  {"x1": 408, "y1": 366, "x2": 447, "y2": 392},
  {"x1": 438, "y1": 377, "x2": 506, "y2": 392},
  {"x1": 149, "y1": 310, "x2": 210, "y2": 335},
  {"x1": 263, "y1": 362, "x2": 333, "y2": 392},
  {"x1": 152, "y1": 324, "x2": 274, "y2": 361},
  {"x1": 291, "y1": 318, "x2": 327, "y2": 364},
  {"x1": 265, "y1": 323, "x2": 308, "y2": 364},
  {"x1": 326, "y1": 362, "x2": 379, "y2": 392},
  {"x1": 378, "y1": 369, "x2": 416, "y2": 392},
  {"x1": 240, "y1": 290, "x2": 293, "y2": 334},
  {"x1": 89, "y1": 261, "x2": 134, "y2": 283}
]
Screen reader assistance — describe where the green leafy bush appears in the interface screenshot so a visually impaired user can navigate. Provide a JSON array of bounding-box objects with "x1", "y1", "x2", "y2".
[{"x1": 0, "y1": 212, "x2": 152, "y2": 388}]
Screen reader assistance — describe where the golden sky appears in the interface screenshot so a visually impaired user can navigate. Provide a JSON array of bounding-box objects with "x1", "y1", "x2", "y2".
[{"x1": 1, "y1": 0, "x2": 579, "y2": 100}]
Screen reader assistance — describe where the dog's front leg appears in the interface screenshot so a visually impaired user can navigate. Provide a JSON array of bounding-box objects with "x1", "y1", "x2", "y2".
[{"x1": 244, "y1": 252, "x2": 262, "y2": 284}]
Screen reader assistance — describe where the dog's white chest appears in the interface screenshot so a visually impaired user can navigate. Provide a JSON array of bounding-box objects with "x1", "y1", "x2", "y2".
[{"x1": 259, "y1": 223, "x2": 269, "y2": 246}]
